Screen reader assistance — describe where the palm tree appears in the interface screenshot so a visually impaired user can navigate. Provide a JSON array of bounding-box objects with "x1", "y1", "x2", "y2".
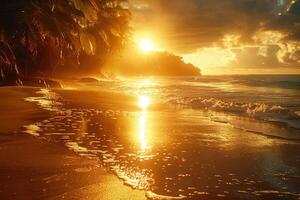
[
  {"x1": 0, "y1": 41, "x2": 20, "y2": 85},
  {"x1": 0, "y1": 0, "x2": 130, "y2": 83}
]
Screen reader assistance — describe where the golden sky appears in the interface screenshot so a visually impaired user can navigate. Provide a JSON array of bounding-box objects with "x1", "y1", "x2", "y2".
[{"x1": 129, "y1": 0, "x2": 300, "y2": 74}]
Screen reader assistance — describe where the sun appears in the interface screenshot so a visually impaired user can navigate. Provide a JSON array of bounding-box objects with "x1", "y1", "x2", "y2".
[{"x1": 139, "y1": 38, "x2": 155, "y2": 52}]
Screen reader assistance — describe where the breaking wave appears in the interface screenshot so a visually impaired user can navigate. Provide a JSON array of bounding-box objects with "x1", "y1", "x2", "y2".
[{"x1": 169, "y1": 97, "x2": 300, "y2": 130}]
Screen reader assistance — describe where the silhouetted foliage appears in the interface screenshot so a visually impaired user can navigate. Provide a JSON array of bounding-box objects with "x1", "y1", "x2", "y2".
[
  {"x1": 106, "y1": 48, "x2": 201, "y2": 76},
  {"x1": 0, "y1": 0, "x2": 130, "y2": 83}
]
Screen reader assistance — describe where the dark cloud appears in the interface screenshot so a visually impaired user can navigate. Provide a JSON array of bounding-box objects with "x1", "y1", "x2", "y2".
[
  {"x1": 132, "y1": 0, "x2": 280, "y2": 50},
  {"x1": 266, "y1": 1, "x2": 300, "y2": 41},
  {"x1": 230, "y1": 45, "x2": 281, "y2": 67},
  {"x1": 130, "y1": 0, "x2": 300, "y2": 69}
]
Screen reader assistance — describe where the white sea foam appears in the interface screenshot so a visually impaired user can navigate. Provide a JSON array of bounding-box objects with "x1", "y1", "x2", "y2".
[
  {"x1": 252, "y1": 190, "x2": 300, "y2": 197},
  {"x1": 24, "y1": 124, "x2": 41, "y2": 136},
  {"x1": 170, "y1": 97, "x2": 300, "y2": 130},
  {"x1": 146, "y1": 191, "x2": 187, "y2": 200},
  {"x1": 25, "y1": 89, "x2": 62, "y2": 111},
  {"x1": 65, "y1": 142, "x2": 88, "y2": 153},
  {"x1": 112, "y1": 166, "x2": 152, "y2": 190}
]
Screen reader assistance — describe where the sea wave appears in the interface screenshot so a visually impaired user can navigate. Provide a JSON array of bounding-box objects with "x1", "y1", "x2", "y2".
[{"x1": 169, "y1": 97, "x2": 300, "y2": 130}]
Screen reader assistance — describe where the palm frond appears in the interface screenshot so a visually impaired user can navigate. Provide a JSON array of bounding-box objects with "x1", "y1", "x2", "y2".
[{"x1": 0, "y1": 0, "x2": 130, "y2": 80}]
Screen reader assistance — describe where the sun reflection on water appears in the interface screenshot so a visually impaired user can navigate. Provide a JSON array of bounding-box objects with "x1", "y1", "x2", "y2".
[
  {"x1": 138, "y1": 95, "x2": 151, "y2": 152},
  {"x1": 139, "y1": 111, "x2": 147, "y2": 151},
  {"x1": 138, "y1": 95, "x2": 150, "y2": 110}
]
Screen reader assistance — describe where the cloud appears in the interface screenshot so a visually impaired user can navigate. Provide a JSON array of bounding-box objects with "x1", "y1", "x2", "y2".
[
  {"x1": 230, "y1": 45, "x2": 281, "y2": 66},
  {"x1": 131, "y1": 0, "x2": 278, "y2": 50},
  {"x1": 130, "y1": 0, "x2": 300, "y2": 72},
  {"x1": 277, "y1": 42, "x2": 300, "y2": 64}
]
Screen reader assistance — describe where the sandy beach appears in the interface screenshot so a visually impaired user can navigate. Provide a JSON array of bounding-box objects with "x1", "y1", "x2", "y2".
[
  {"x1": 0, "y1": 87, "x2": 145, "y2": 200},
  {"x1": 1, "y1": 81, "x2": 300, "y2": 199},
  {"x1": 1, "y1": 0, "x2": 300, "y2": 199}
]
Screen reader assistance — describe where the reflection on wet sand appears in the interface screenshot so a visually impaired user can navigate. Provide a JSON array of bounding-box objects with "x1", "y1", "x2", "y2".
[
  {"x1": 22, "y1": 88, "x2": 300, "y2": 199},
  {"x1": 138, "y1": 95, "x2": 150, "y2": 152},
  {"x1": 139, "y1": 111, "x2": 147, "y2": 152},
  {"x1": 25, "y1": 89, "x2": 61, "y2": 111}
]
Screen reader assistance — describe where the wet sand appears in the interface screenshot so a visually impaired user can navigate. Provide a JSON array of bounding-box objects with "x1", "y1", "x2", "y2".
[
  {"x1": 1, "y1": 86, "x2": 300, "y2": 199},
  {"x1": 0, "y1": 87, "x2": 48, "y2": 133},
  {"x1": 0, "y1": 87, "x2": 145, "y2": 200}
]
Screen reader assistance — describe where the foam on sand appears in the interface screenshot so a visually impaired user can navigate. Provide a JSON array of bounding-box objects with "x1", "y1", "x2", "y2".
[{"x1": 146, "y1": 191, "x2": 187, "y2": 200}]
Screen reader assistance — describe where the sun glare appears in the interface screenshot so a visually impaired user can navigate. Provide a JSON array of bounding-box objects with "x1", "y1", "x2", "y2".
[
  {"x1": 137, "y1": 95, "x2": 151, "y2": 152},
  {"x1": 138, "y1": 95, "x2": 150, "y2": 110},
  {"x1": 139, "y1": 38, "x2": 155, "y2": 52}
]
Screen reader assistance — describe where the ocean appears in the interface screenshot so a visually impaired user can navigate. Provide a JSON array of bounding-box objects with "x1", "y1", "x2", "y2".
[
  {"x1": 121, "y1": 75, "x2": 300, "y2": 129},
  {"x1": 24, "y1": 75, "x2": 300, "y2": 199}
]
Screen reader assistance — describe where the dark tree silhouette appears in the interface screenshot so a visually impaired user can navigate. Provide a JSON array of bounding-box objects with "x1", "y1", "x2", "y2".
[
  {"x1": 106, "y1": 48, "x2": 201, "y2": 76},
  {"x1": 0, "y1": 0, "x2": 130, "y2": 84}
]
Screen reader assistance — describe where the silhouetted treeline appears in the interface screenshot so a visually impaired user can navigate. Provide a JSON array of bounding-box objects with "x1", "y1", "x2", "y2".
[
  {"x1": 0, "y1": 0, "x2": 130, "y2": 84},
  {"x1": 106, "y1": 49, "x2": 201, "y2": 76}
]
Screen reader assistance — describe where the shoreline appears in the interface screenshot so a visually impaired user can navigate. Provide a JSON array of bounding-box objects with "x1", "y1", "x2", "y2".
[
  {"x1": 1, "y1": 84, "x2": 300, "y2": 199},
  {"x1": 0, "y1": 87, "x2": 146, "y2": 200},
  {"x1": 0, "y1": 87, "x2": 50, "y2": 134}
]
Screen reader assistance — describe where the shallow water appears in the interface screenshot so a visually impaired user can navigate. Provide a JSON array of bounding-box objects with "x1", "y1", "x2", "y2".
[{"x1": 24, "y1": 75, "x2": 300, "y2": 199}]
